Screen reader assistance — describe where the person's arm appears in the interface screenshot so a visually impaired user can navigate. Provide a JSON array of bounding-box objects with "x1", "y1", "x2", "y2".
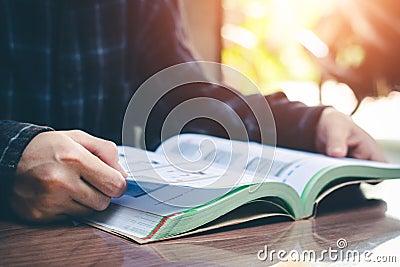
[
  {"x1": 0, "y1": 121, "x2": 128, "y2": 221},
  {"x1": 265, "y1": 92, "x2": 326, "y2": 151},
  {"x1": 130, "y1": 0, "x2": 385, "y2": 162},
  {"x1": 0, "y1": 120, "x2": 53, "y2": 215},
  {"x1": 265, "y1": 94, "x2": 385, "y2": 161},
  {"x1": 130, "y1": 0, "x2": 317, "y2": 149},
  {"x1": 0, "y1": 121, "x2": 53, "y2": 173}
]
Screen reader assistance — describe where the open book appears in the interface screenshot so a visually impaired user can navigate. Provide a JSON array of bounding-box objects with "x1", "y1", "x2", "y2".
[{"x1": 86, "y1": 134, "x2": 400, "y2": 244}]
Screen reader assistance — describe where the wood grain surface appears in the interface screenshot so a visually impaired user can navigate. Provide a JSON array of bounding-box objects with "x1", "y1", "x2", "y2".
[{"x1": 1, "y1": 181, "x2": 400, "y2": 266}]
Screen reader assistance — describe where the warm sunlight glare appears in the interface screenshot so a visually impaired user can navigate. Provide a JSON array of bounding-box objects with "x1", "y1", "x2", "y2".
[
  {"x1": 320, "y1": 80, "x2": 358, "y2": 115},
  {"x1": 297, "y1": 29, "x2": 329, "y2": 58},
  {"x1": 223, "y1": 0, "x2": 400, "y2": 143},
  {"x1": 353, "y1": 92, "x2": 400, "y2": 141},
  {"x1": 221, "y1": 24, "x2": 258, "y2": 49}
]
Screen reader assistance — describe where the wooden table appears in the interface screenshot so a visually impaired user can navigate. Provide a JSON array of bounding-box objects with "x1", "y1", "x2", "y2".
[{"x1": 1, "y1": 181, "x2": 400, "y2": 266}]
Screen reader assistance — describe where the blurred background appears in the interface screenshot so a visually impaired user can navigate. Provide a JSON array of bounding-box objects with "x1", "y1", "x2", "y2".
[{"x1": 181, "y1": 0, "x2": 400, "y2": 147}]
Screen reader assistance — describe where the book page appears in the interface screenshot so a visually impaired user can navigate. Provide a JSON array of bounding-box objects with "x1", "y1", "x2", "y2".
[
  {"x1": 156, "y1": 134, "x2": 400, "y2": 196},
  {"x1": 156, "y1": 134, "x2": 276, "y2": 186},
  {"x1": 88, "y1": 204, "x2": 164, "y2": 239},
  {"x1": 155, "y1": 134, "x2": 335, "y2": 192},
  {"x1": 256, "y1": 148, "x2": 335, "y2": 195},
  {"x1": 116, "y1": 146, "x2": 240, "y2": 216},
  {"x1": 119, "y1": 134, "x2": 400, "y2": 216},
  {"x1": 264, "y1": 148, "x2": 400, "y2": 196}
]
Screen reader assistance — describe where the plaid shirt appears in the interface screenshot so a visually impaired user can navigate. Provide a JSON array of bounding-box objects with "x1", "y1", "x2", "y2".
[{"x1": 0, "y1": 0, "x2": 325, "y2": 188}]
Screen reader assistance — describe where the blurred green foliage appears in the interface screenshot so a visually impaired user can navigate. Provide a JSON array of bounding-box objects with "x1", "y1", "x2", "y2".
[{"x1": 222, "y1": 0, "x2": 330, "y2": 95}]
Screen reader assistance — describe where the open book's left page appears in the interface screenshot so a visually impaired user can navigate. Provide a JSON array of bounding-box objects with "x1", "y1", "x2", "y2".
[{"x1": 87, "y1": 145, "x2": 243, "y2": 240}]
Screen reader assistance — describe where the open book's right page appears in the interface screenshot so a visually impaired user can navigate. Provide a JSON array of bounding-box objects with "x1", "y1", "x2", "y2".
[{"x1": 158, "y1": 134, "x2": 400, "y2": 218}]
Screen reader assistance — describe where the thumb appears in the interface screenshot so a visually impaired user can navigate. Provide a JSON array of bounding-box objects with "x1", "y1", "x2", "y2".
[
  {"x1": 64, "y1": 130, "x2": 128, "y2": 177},
  {"x1": 324, "y1": 128, "x2": 349, "y2": 158}
]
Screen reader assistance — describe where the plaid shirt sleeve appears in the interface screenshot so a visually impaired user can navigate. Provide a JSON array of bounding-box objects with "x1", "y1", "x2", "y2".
[
  {"x1": 0, "y1": 120, "x2": 53, "y2": 213},
  {"x1": 0, "y1": 120, "x2": 53, "y2": 173}
]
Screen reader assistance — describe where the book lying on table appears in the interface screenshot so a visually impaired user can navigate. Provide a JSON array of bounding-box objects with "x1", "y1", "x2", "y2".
[{"x1": 85, "y1": 134, "x2": 400, "y2": 244}]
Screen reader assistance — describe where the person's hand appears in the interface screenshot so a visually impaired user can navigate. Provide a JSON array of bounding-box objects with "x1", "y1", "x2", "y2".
[
  {"x1": 315, "y1": 107, "x2": 386, "y2": 162},
  {"x1": 13, "y1": 130, "x2": 128, "y2": 222}
]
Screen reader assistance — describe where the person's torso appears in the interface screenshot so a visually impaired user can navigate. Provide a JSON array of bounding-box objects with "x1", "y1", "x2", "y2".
[{"x1": 0, "y1": 0, "x2": 147, "y2": 143}]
